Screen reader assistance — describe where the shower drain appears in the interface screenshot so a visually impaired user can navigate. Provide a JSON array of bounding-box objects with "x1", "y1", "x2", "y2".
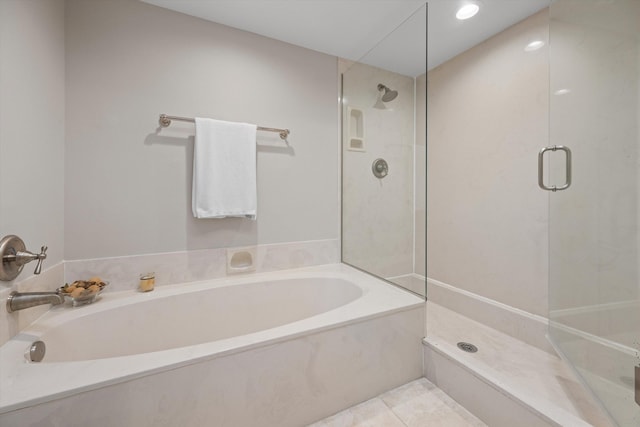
[{"x1": 457, "y1": 342, "x2": 478, "y2": 353}]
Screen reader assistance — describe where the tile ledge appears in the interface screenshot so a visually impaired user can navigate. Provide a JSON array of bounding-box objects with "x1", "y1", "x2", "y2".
[{"x1": 423, "y1": 336, "x2": 593, "y2": 427}]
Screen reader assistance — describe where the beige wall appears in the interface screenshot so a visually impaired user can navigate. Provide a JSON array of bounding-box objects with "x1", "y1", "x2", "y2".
[
  {"x1": 65, "y1": 0, "x2": 339, "y2": 260},
  {"x1": 427, "y1": 10, "x2": 549, "y2": 317},
  {"x1": 0, "y1": 0, "x2": 66, "y2": 345},
  {"x1": 0, "y1": 0, "x2": 65, "y2": 275}
]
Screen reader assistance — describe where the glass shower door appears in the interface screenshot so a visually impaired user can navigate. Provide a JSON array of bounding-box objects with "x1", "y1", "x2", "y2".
[{"x1": 548, "y1": 1, "x2": 640, "y2": 425}]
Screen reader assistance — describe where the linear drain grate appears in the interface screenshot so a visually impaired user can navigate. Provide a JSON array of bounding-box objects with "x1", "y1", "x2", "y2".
[{"x1": 457, "y1": 342, "x2": 478, "y2": 353}]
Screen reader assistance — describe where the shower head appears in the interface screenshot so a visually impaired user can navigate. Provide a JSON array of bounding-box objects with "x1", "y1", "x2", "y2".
[{"x1": 377, "y1": 84, "x2": 398, "y2": 102}]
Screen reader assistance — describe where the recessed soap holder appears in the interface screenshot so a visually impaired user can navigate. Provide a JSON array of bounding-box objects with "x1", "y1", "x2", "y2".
[
  {"x1": 347, "y1": 107, "x2": 365, "y2": 152},
  {"x1": 226, "y1": 247, "x2": 257, "y2": 274}
]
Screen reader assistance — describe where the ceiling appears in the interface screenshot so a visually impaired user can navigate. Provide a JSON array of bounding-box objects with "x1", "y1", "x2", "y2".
[{"x1": 142, "y1": 0, "x2": 551, "y2": 77}]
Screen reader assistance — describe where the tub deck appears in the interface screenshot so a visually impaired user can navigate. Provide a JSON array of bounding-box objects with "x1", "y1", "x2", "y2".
[{"x1": 0, "y1": 264, "x2": 424, "y2": 424}]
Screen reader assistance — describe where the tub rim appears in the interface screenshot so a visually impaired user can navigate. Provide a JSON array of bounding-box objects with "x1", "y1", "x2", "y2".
[{"x1": 0, "y1": 263, "x2": 423, "y2": 414}]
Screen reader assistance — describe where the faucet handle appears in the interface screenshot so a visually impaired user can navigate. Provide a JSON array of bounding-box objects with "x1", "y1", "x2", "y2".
[{"x1": 34, "y1": 246, "x2": 47, "y2": 275}]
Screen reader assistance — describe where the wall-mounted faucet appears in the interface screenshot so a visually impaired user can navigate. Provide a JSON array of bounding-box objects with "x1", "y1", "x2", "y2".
[
  {"x1": 0, "y1": 235, "x2": 48, "y2": 281},
  {"x1": 7, "y1": 291, "x2": 64, "y2": 313}
]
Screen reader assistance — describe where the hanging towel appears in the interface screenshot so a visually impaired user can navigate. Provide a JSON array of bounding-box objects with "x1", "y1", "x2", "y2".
[{"x1": 192, "y1": 118, "x2": 257, "y2": 219}]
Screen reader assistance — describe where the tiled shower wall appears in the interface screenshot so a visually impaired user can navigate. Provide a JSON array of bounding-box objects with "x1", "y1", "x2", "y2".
[
  {"x1": 427, "y1": 10, "x2": 550, "y2": 317},
  {"x1": 342, "y1": 62, "x2": 415, "y2": 279}
]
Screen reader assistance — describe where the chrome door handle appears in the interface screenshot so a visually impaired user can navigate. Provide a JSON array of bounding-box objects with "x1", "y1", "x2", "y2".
[{"x1": 538, "y1": 145, "x2": 572, "y2": 192}]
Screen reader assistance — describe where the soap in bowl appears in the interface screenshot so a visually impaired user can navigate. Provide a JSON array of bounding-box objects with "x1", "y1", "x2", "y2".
[{"x1": 56, "y1": 279, "x2": 108, "y2": 307}]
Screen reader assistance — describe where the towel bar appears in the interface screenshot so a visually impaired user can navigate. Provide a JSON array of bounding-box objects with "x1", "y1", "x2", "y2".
[{"x1": 159, "y1": 114, "x2": 290, "y2": 140}]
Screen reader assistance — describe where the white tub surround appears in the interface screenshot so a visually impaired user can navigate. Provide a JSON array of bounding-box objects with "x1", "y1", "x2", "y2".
[
  {"x1": 64, "y1": 239, "x2": 339, "y2": 293},
  {"x1": 0, "y1": 263, "x2": 65, "y2": 348},
  {"x1": 0, "y1": 264, "x2": 424, "y2": 426},
  {"x1": 0, "y1": 239, "x2": 338, "y2": 348}
]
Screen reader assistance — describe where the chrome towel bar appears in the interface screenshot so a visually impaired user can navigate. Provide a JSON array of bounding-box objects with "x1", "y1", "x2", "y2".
[{"x1": 159, "y1": 114, "x2": 290, "y2": 140}]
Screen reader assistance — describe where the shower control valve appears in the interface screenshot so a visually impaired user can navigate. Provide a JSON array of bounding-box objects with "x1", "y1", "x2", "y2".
[
  {"x1": 0, "y1": 235, "x2": 48, "y2": 281},
  {"x1": 372, "y1": 158, "x2": 389, "y2": 179}
]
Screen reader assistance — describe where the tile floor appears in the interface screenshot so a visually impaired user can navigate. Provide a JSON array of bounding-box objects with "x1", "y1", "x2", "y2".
[{"x1": 308, "y1": 378, "x2": 486, "y2": 427}]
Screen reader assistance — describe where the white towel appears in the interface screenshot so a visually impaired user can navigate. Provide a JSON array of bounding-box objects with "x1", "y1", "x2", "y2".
[{"x1": 192, "y1": 118, "x2": 257, "y2": 219}]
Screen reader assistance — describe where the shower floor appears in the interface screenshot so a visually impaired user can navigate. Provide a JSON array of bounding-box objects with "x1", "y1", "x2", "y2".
[
  {"x1": 424, "y1": 302, "x2": 615, "y2": 426},
  {"x1": 308, "y1": 377, "x2": 485, "y2": 426}
]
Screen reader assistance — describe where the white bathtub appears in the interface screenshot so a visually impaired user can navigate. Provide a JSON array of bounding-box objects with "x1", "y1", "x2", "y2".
[{"x1": 0, "y1": 264, "x2": 424, "y2": 426}]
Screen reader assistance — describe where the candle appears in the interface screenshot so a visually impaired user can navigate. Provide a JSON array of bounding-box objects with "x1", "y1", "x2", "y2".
[{"x1": 139, "y1": 272, "x2": 155, "y2": 292}]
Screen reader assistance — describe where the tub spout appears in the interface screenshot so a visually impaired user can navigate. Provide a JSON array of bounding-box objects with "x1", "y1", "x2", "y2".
[{"x1": 7, "y1": 291, "x2": 65, "y2": 313}]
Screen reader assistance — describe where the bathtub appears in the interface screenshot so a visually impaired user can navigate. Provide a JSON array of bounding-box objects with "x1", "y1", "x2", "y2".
[{"x1": 0, "y1": 264, "x2": 424, "y2": 426}]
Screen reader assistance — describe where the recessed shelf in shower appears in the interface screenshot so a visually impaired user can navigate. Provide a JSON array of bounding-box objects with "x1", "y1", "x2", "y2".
[{"x1": 347, "y1": 107, "x2": 365, "y2": 152}]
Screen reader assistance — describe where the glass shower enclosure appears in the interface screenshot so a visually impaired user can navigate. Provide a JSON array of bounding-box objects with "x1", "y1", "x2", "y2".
[
  {"x1": 547, "y1": 1, "x2": 640, "y2": 425},
  {"x1": 340, "y1": 4, "x2": 427, "y2": 297}
]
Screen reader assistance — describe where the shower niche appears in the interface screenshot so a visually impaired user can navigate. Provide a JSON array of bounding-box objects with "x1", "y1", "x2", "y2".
[
  {"x1": 341, "y1": 4, "x2": 426, "y2": 297},
  {"x1": 347, "y1": 107, "x2": 365, "y2": 152}
]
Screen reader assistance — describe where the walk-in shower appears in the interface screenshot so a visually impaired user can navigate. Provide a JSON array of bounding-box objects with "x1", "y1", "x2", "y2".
[
  {"x1": 426, "y1": 0, "x2": 639, "y2": 425},
  {"x1": 342, "y1": 0, "x2": 638, "y2": 424}
]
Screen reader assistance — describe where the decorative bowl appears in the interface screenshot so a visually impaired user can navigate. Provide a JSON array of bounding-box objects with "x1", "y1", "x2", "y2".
[{"x1": 56, "y1": 281, "x2": 108, "y2": 307}]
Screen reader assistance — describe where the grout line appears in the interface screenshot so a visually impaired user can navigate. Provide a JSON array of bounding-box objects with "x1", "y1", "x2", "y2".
[{"x1": 379, "y1": 398, "x2": 410, "y2": 427}]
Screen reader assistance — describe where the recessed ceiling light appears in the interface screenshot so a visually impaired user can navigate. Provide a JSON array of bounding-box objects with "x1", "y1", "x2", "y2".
[
  {"x1": 524, "y1": 40, "x2": 545, "y2": 52},
  {"x1": 554, "y1": 88, "x2": 571, "y2": 95},
  {"x1": 456, "y1": 4, "x2": 480, "y2": 20}
]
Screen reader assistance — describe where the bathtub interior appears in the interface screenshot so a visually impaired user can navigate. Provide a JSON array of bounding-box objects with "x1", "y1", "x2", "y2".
[{"x1": 38, "y1": 277, "x2": 363, "y2": 362}]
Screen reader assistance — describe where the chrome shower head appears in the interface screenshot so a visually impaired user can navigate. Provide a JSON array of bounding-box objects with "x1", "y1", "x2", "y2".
[{"x1": 377, "y1": 83, "x2": 398, "y2": 102}]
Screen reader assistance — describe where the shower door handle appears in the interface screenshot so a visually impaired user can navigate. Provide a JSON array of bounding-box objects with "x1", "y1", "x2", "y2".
[{"x1": 538, "y1": 145, "x2": 572, "y2": 192}]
